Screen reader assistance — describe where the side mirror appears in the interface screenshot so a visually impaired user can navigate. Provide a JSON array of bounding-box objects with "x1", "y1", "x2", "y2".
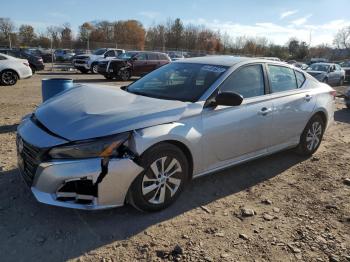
[{"x1": 212, "y1": 91, "x2": 243, "y2": 107}]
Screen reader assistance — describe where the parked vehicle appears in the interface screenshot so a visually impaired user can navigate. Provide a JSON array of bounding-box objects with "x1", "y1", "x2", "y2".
[
  {"x1": 339, "y1": 61, "x2": 350, "y2": 82},
  {"x1": 306, "y1": 63, "x2": 345, "y2": 85},
  {"x1": 0, "y1": 48, "x2": 44, "y2": 73},
  {"x1": 54, "y1": 49, "x2": 75, "y2": 62},
  {"x1": 16, "y1": 56, "x2": 335, "y2": 211},
  {"x1": 309, "y1": 58, "x2": 328, "y2": 64},
  {"x1": 97, "y1": 51, "x2": 170, "y2": 80},
  {"x1": 167, "y1": 51, "x2": 185, "y2": 61},
  {"x1": 258, "y1": 57, "x2": 281, "y2": 61},
  {"x1": 24, "y1": 48, "x2": 54, "y2": 63},
  {"x1": 0, "y1": 53, "x2": 32, "y2": 85},
  {"x1": 73, "y1": 48, "x2": 125, "y2": 73}
]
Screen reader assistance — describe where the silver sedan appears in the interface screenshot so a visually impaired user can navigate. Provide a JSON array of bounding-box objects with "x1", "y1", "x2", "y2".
[{"x1": 16, "y1": 56, "x2": 335, "y2": 211}]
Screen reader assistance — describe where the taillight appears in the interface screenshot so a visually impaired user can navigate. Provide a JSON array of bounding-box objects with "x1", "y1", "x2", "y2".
[
  {"x1": 329, "y1": 90, "x2": 337, "y2": 100},
  {"x1": 23, "y1": 62, "x2": 29, "y2": 67}
]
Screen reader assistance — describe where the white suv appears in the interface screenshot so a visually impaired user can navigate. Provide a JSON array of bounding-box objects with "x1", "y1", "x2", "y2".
[
  {"x1": 73, "y1": 48, "x2": 125, "y2": 73},
  {"x1": 0, "y1": 53, "x2": 32, "y2": 86}
]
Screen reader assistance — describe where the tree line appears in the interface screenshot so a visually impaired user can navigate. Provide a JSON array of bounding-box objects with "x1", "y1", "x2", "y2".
[{"x1": 0, "y1": 17, "x2": 349, "y2": 61}]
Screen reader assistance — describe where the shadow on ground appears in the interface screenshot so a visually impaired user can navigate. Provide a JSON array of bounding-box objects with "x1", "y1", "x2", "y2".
[
  {"x1": 37, "y1": 72, "x2": 81, "y2": 76},
  {"x1": 0, "y1": 123, "x2": 18, "y2": 134},
  {"x1": 0, "y1": 150, "x2": 307, "y2": 262}
]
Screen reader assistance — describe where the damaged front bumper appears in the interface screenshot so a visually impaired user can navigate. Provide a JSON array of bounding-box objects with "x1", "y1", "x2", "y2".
[{"x1": 29, "y1": 157, "x2": 143, "y2": 210}]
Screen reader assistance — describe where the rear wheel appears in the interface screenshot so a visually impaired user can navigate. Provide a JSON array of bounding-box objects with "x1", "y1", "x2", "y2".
[
  {"x1": 295, "y1": 114, "x2": 325, "y2": 156},
  {"x1": 29, "y1": 64, "x2": 36, "y2": 74},
  {"x1": 128, "y1": 143, "x2": 189, "y2": 212},
  {"x1": 0, "y1": 70, "x2": 18, "y2": 86}
]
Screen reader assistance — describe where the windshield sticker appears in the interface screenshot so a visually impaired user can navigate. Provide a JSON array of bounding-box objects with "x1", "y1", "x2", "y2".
[{"x1": 202, "y1": 65, "x2": 226, "y2": 73}]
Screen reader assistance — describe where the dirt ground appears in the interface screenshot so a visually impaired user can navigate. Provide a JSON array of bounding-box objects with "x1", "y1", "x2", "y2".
[{"x1": 0, "y1": 68, "x2": 349, "y2": 262}]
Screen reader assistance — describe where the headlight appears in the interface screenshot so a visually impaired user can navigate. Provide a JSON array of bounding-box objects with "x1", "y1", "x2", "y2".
[{"x1": 48, "y1": 133, "x2": 130, "y2": 159}]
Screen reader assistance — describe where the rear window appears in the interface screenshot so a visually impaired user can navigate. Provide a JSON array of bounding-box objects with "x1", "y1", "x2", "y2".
[
  {"x1": 295, "y1": 71, "x2": 306, "y2": 88},
  {"x1": 268, "y1": 65, "x2": 297, "y2": 93}
]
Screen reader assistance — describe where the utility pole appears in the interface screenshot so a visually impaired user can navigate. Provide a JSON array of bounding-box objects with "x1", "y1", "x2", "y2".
[{"x1": 9, "y1": 34, "x2": 11, "y2": 49}]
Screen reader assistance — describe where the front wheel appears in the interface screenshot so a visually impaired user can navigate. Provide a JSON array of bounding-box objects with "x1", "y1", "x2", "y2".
[
  {"x1": 0, "y1": 70, "x2": 18, "y2": 86},
  {"x1": 295, "y1": 115, "x2": 325, "y2": 156},
  {"x1": 91, "y1": 63, "x2": 98, "y2": 74},
  {"x1": 128, "y1": 143, "x2": 189, "y2": 212},
  {"x1": 30, "y1": 65, "x2": 36, "y2": 74},
  {"x1": 118, "y1": 69, "x2": 131, "y2": 81}
]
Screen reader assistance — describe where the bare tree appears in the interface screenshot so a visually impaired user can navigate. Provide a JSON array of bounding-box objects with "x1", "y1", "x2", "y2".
[
  {"x1": 333, "y1": 26, "x2": 350, "y2": 49},
  {"x1": 0, "y1": 18, "x2": 15, "y2": 48},
  {"x1": 18, "y1": 24, "x2": 36, "y2": 45}
]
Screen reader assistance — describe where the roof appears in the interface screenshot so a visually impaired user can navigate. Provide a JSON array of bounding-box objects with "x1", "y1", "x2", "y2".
[{"x1": 175, "y1": 55, "x2": 253, "y2": 66}]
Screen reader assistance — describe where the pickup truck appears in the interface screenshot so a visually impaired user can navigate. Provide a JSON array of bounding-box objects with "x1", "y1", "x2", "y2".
[{"x1": 73, "y1": 48, "x2": 125, "y2": 73}]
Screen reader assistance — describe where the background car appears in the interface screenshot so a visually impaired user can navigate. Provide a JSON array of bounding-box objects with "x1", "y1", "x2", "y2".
[
  {"x1": 306, "y1": 63, "x2": 345, "y2": 85},
  {"x1": 54, "y1": 49, "x2": 75, "y2": 62},
  {"x1": 0, "y1": 53, "x2": 32, "y2": 85},
  {"x1": 339, "y1": 61, "x2": 350, "y2": 82},
  {"x1": 73, "y1": 48, "x2": 125, "y2": 73},
  {"x1": 98, "y1": 51, "x2": 171, "y2": 80},
  {"x1": 25, "y1": 48, "x2": 54, "y2": 63},
  {"x1": 167, "y1": 51, "x2": 185, "y2": 61},
  {"x1": 0, "y1": 48, "x2": 44, "y2": 73}
]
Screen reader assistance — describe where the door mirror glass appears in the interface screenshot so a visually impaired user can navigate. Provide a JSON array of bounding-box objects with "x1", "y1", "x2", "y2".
[{"x1": 213, "y1": 91, "x2": 243, "y2": 107}]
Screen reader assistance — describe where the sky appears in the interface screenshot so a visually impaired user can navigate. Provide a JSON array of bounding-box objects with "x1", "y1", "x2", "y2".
[{"x1": 0, "y1": 0, "x2": 349, "y2": 46}]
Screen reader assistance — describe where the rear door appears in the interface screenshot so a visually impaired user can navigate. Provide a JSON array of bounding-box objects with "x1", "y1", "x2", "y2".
[
  {"x1": 266, "y1": 64, "x2": 316, "y2": 150},
  {"x1": 146, "y1": 53, "x2": 160, "y2": 73}
]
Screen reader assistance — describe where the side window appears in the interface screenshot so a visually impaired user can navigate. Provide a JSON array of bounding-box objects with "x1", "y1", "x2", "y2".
[
  {"x1": 220, "y1": 64, "x2": 265, "y2": 98},
  {"x1": 295, "y1": 70, "x2": 306, "y2": 88},
  {"x1": 268, "y1": 65, "x2": 297, "y2": 93},
  {"x1": 115, "y1": 50, "x2": 123, "y2": 56},
  {"x1": 335, "y1": 65, "x2": 341, "y2": 71},
  {"x1": 147, "y1": 53, "x2": 158, "y2": 60},
  {"x1": 159, "y1": 54, "x2": 168, "y2": 60},
  {"x1": 136, "y1": 53, "x2": 147, "y2": 60},
  {"x1": 105, "y1": 50, "x2": 115, "y2": 57}
]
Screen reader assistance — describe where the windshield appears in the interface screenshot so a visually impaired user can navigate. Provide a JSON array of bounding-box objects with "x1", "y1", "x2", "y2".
[
  {"x1": 93, "y1": 48, "x2": 107, "y2": 55},
  {"x1": 127, "y1": 63, "x2": 228, "y2": 102},
  {"x1": 307, "y1": 64, "x2": 329, "y2": 72},
  {"x1": 118, "y1": 52, "x2": 138, "y2": 59}
]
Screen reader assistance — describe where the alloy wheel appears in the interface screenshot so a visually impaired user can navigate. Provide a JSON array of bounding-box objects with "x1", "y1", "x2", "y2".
[
  {"x1": 92, "y1": 64, "x2": 98, "y2": 74},
  {"x1": 142, "y1": 156, "x2": 182, "y2": 205},
  {"x1": 1, "y1": 71, "x2": 17, "y2": 85},
  {"x1": 120, "y1": 70, "x2": 130, "y2": 81},
  {"x1": 306, "y1": 121, "x2": 322, "y2": 151}
]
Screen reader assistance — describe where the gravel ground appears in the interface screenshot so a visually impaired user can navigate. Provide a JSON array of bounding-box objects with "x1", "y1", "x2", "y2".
[{"x1": 0, "y1": 69, "x2": 349, "y2": 262}]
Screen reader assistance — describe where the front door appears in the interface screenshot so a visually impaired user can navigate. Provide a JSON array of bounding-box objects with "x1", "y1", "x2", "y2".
[{"x1": 202, "y1": 64, "x2": 274, "y2": 171}]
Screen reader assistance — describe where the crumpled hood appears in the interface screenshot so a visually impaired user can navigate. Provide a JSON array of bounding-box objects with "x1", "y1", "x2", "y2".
[{"x1": 34, "y1": 84, "x2": 188, "y2": 141}]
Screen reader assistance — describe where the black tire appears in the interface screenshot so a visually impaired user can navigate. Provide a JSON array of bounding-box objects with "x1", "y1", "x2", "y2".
[
  {"x1": 118, "y1": 69, "x2": 131, "y2": 81},
  {"x1": 79, "y1": 68, "x2": 88, "y2": 74},
  {"x1": 29, "y1": 65, "x2": 36, "y2": 74},
  {"x1": 128, "y1": 143, "x2": 189, "y2": 212},
  {"x1": 91, "y1": 63, "x2": 98, "y2": 74},
  {"x1": 0, "y1": 70, "x2": 18, "y2": 86},
  {"x1": 323, "y1": 77, "x2": 328, "y2": 84},
  {"x1": 295, "y1": 114, "x2": 325, "y2": 156}
]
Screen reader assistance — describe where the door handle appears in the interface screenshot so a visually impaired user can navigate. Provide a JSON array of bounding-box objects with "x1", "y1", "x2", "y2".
[
  {"x1": 258, "y1": 107, "x2": 272, "y2": 116},
  {"x1": 305, "y1": 94, "x2": 312, "y2": 101}
]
